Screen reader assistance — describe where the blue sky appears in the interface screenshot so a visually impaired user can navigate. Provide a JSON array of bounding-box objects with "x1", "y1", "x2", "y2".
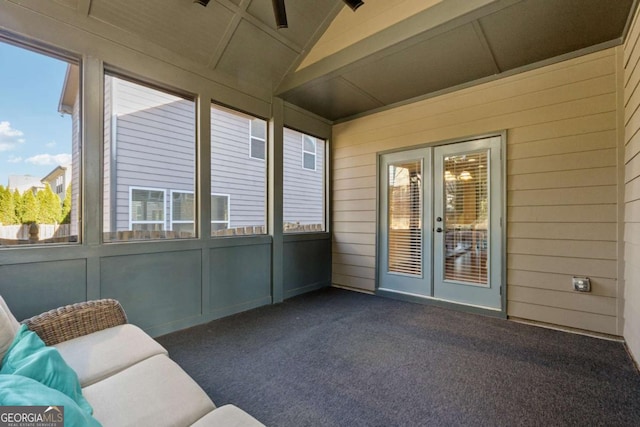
[{"x1": 0, "y1": 41, "x2": 72, "y2": 187}]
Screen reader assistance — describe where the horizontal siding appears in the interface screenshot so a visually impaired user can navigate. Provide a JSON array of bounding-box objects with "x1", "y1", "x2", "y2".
[
  {"x1": 625, "y1": 4, "x2": 640, "y2": 362},
  {"x1": 104, "y1": 77, "x2": 113, "y2": 232},
  {"x1": 112, "y1": 77, "x2": 196, "y2": 231},
  {"x1": 107, "y1": 81, "x2": 324, "y2": 233},
  {"x1": 332, "y1": 48, "x2": 622, "y2": 334},
  {"x1": 283, "y1": 128, "x2": 325, "y2": 226},
  {"x1": 211, "y1": 106, "x2": 265, "y2": 228}
]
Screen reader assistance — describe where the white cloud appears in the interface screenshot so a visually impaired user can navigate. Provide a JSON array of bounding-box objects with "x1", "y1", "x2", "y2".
[
  {"x1": 25, "y1": 153, "x2": 72, "y2": 166},
  {"x1": 7, "y1": 155, "x2": 22, "y2": 163},
  {"x1": 0, "y1": 121, "x2": 25, "y2": 151}
]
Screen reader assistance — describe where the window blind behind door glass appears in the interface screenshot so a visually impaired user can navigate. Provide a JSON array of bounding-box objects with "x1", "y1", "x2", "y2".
[
  {"x1": 443, "y1": 152, "x2": 488, "y2": 285},
  {"x1": 388, "y1": 161, "x2": 422, "y2": 276}
]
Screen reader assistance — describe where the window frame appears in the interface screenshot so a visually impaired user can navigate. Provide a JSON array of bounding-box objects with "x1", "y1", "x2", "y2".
[
  {"x1": 129, "y1": 186, "x2": 166, "y2": 231},
  {"x1": 283, "y1": 128, "x2": 327, "y2": 234},
  {"x1": 302, "y1": 134, "x2": 317, "y2": 171},
  {"x1": 211, "y1": 193, "x2": 231, "y2": 231},
  {"x1": 211, "y1": 102, "x2": 268, "y2": 237},
  {"x1": 0, "y1": 37, "x2": 82, "y2": 247},
  {"x1": 169, "y1": 190, "x2": 195, "y2": 233},
  {"x1": 249, "y1": 118, "x2": 266, "y2": 161},
  {"x1": 103, "y1": 71, "x2": 197, "y2": 242}
]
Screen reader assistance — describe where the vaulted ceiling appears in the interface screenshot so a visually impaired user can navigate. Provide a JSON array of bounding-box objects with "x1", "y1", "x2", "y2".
[{"x1": 14, "y1": 0, "x2": 639, "y2": 122}]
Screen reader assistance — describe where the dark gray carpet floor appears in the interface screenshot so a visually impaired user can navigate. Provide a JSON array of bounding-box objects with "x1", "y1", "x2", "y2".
[{"x1": 157, "y1": 288, "x2": 640, "y2": 426}]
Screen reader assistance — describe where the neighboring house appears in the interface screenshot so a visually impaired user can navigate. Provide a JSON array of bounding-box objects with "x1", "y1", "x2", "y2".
[
  {"x1": 41, "y1": 163, "x2": 71, "y2": 201},
  {"x1": 95, "y1": 75, "x2": 324, "y2": 238},
  {"x1": 7, "y1": 175, "x2": 44, "y2": 194},
  {"x1": 58, "y1": 64, "x2": 81, "y2": 239}
]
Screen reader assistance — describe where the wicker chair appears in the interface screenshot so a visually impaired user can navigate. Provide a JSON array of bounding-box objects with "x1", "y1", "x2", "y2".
[{"x1": 23, "y1": 299, "x2": 128, "y2": 346}]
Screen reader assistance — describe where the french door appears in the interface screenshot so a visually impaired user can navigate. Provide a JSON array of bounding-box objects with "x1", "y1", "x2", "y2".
[{"x1": 378, "y1": 136, "x2": 504, "y2": 311}]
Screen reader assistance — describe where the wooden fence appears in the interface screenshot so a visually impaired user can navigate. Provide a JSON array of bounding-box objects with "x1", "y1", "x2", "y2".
[{"x1": 0, "y1": 224, "x2": 71, "y2": 245}]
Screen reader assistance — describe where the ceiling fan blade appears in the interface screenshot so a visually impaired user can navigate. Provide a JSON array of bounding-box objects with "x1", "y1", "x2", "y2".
[
  {"x1": 343, "y1": 0, "x2": 364, "y2": 11},
  {"x1": 272, "y1": 0, "x2": 288, "y2": 29}
]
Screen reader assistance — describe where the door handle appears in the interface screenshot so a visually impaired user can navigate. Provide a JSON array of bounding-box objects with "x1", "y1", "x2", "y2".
[{"x1": 436, "y1": 227, "x2": 443, "y2": 233}]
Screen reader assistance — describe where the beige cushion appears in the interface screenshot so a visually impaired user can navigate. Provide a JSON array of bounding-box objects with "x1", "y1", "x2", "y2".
[
  {"x1": 54, "y1": 324, "x2": 167, "y2": 386},
  {"x1": 191, "y1": 405, "x2": 265, "y2": 427},
  {"x1": 83, "y1": 354, "x2": 215, "y2": 427},
  {"x1": 0, "y1": 295, "x2": 20, "y2": 362}
]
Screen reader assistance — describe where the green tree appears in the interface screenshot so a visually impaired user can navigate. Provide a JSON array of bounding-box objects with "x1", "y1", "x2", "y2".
[
  {"x1": 60, "y1": 184, "x2": 72, "y2": 224},
  {"x1": 21, "y1": 190, "x2": 38, "y2": 224},
  {"x1": 37, "y1": 184, "x2": 61, "y2": 224},
  {"x1": 0, "y1": 185, "x2": 18, "y2": 225},
  {"x1": 13, "y1": 189, "x2": 23, "y2": 223}
]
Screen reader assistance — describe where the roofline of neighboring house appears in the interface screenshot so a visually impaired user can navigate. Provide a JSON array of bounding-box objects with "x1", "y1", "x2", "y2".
[
  {"x1": 58, "y1": 63, "x2": 79, "y2": 115},
  {"x1": 41, "y1": 164, "x2": 69, "y2": 183}
]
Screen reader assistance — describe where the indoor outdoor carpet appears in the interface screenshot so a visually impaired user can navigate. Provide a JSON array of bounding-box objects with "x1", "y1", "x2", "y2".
[{"x1": 157, "y1": 287, "x2": 640, "y2": 426}]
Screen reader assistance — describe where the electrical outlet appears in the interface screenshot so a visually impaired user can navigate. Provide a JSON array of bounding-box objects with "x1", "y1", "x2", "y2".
[{"x1": 572, "y1": 277, "x2": 591, "y2": 292}]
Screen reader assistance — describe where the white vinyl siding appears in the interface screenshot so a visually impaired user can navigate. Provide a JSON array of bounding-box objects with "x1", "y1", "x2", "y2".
[
  {"x1": 623, "y1": 6, "x2": 640, "y2": 363},
  {"x1": 284, "y1": 128, "x2": 325, "y2": 232},
  {"x1": 70, "y1": 89, "x2": 81, "y2": 239},
  {"x1": 332, "y1": 48, "x2": 622, "y2": 335},
  {"x1": 104, "y1": 75, "x2": 196, "y2": 240},
  {"x1": 103, "y1": 81, "x2": 325, "y2": 238},
  {"x1": 211, "y1": 105, "x2": 266, "y2": 233}
]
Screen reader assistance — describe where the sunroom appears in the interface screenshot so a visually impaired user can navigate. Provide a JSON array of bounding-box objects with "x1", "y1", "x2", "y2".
[{"x1": 0, "y1": 0, "x2": 639, "y2": 425}]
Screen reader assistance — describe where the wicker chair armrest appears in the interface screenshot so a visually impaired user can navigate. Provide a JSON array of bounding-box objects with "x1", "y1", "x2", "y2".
[{"x1": 23, "y1": 299, "x2": 128, "y2": 346}]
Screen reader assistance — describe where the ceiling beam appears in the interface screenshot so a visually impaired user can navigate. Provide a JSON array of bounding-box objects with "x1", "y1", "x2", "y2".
[
  {"x1": 276, "y1": 0, "x2": 523, "y2": 96},
  {"x1": 77, "y1": 0, "x2": 91, "y2": 16},
  {"x1": 472, "y1": 20, "x2": 501, "y2": 75}
]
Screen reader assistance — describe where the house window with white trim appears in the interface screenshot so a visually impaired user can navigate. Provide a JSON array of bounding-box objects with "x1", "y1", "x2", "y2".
[
  {"x1": 250, "y1": 118, "x2": 266, "y2": 160},
  {"x1": 171, "y1": 191, "x2": 195, "y2": 235},
  {"x1": 302, "y1": 135, "x2": 316, "y2": 171},
  {"x1": 130, "y1": 188, "x2": 165, "y2": 231},
  {"x1": 211, "y1": 194, "x2": 230, "y2": 232}
]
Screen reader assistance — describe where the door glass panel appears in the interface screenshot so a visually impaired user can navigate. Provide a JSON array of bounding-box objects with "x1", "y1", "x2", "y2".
[
  {"x1": 388, "y1": 161, "x2": 422, "y2": 276},
  {"x1": 443, "y1": 152, "x2": 488, "y2": 284}
]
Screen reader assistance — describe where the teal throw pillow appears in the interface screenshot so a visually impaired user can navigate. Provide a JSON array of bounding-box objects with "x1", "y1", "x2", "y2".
[
  {"x1": 0, "y1": 374, "x2": 101, "y2": 427},
  {"x1": 0, "y1": 325, "x2": 93, "y2": 416}
]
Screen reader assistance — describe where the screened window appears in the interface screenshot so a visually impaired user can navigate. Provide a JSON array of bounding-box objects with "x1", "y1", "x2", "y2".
[
  {"x1": 0, "y1": 40, "x2": 81, "y2": 247},
  {"x1": 211, "y1": 104, "x2": 267, "y2": 236},
  {"x1": 130, "y1": 188, "x2": 165, "y2": 231},
  {"x1": 171, "y1": 191, "x2": 195, "y2": 235},
  {"x1": 302, "y1": 135, "x2": 316, "y2": 170},
  {"x1": 211, "y1": 194, "x2": 230, "y2": 232},
  {"x1": 283, "y1": 128, "x2": 325, "y2": 233},
  {"x1": 103, "y1": 74, "x2": 196, "y2": 242}
]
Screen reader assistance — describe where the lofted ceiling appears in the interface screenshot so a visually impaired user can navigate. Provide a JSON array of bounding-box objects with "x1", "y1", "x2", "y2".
[{"x1": 12, "y1": 0, "x2": 639, "y2": 122}]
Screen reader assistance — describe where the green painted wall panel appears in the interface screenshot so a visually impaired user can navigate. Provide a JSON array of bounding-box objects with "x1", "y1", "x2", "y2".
[
  {"x1": 100, "y1": 251, "x2": 202, "y2": 329},
  {"x1": 0, "y1": 260, "x2": 87, "y2": 321},
  {"x1": 209, "y1": 244, "x2": 271, "y2": 312},
  {"x1": 284, "y1": 238, "x2": 331, "y2": 298}
]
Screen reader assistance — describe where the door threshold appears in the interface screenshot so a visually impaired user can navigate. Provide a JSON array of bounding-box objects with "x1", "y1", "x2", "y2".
[{"x1": 376, "y1": 288, "x2": 506, "y2": 319}]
